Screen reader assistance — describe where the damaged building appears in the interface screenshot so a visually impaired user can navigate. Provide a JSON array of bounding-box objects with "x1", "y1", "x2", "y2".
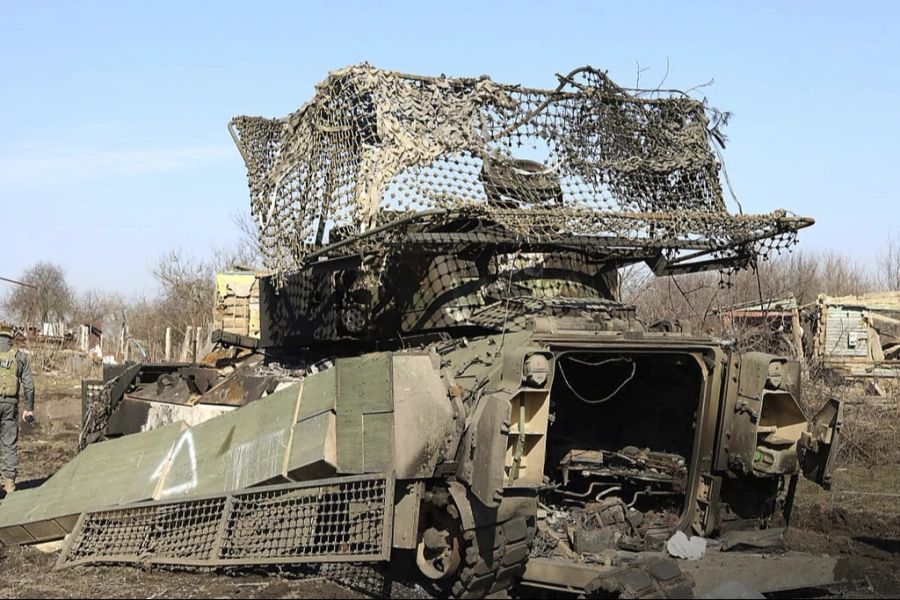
[{"x1": 808, "y1": 291, "x2": 900, "y2": 386}]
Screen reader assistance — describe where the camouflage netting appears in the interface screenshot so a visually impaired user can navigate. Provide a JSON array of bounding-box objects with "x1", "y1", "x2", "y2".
[{"x1": 230, "y1": 64, "x2": 810, "y2": 275}]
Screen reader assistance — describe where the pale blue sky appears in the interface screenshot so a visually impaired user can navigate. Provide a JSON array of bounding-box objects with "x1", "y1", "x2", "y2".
[{"x1": 2, "y1": 1, "x2": 898, "y2": 295}]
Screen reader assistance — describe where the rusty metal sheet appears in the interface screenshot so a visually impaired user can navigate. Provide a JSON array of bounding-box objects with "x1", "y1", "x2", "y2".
[{"x1": 199, "y1": 371, "x2": 274, "y2": 407}]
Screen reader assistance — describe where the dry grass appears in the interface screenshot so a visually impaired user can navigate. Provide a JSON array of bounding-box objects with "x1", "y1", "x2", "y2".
[
  {"x1": 797, "y1": 465, "x2": 900, "y2": 517},
  {"x1": 21, "y1": 341, "x2": 102, "y2": 380},
  {"x1": 802, "y1": 376, "x2": 900, "y2": 467},
  {"x1": 33, "y1": 373, "x2": 82, "y2": 395}
]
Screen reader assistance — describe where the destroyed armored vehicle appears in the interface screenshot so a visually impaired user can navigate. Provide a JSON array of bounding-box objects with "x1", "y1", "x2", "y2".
[{"x1": 0, "y1": 65, "x2": 844, "y2": 598}]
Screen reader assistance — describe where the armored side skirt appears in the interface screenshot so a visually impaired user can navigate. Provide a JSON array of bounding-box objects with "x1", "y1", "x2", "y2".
[{"x1": 56, "y1": 473, "x2": 394, "y2": 570}]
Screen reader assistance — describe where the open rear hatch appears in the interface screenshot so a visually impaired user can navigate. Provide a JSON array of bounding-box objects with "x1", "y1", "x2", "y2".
[
  {"x1": 800, "y1": 398, "x2": 843, "y2": 488},
  {"x1": 717, "y1": 352, "x2": 843, "y2": 489}
]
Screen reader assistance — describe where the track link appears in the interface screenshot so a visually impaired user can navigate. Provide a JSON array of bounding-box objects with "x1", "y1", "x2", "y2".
[{"x1": 450, "y1": 511, "x2": 537, "y2": 599}]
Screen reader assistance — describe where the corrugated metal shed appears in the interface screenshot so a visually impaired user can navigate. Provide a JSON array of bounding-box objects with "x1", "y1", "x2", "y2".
[{"x1": 822, "y1": 305, "x2": 868, "y2": 358}]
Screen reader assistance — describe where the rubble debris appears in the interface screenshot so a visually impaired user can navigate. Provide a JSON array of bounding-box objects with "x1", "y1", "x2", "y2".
[
  {"x1": 582, "y1": 557, "x2": 695, "y2": 599},
  {"x1": 667, "y1": 530, "x2": 707, "y2": 560},
  {"x1": 79, "y1": 344, "x2": 321, "y2": 442},
  {"x1": 721, "y1": 527, "x2": 786, "y2": 553},
  {"x1": 717, "y1": 290, "x2": 900, "y2": 389},
  {"x1": 700, "y1": 580, "x2": 765, "y2": 599}
]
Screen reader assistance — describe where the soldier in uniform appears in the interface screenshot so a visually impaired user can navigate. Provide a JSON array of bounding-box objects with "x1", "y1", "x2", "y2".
[{"x1": 0, "y1": 324, "x2": 34, "y2": 494}]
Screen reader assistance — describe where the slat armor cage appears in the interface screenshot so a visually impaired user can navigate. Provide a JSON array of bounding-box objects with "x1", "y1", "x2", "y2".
[
  {"x1": 229, "y1": 64, "x2": 811, "y2": 277},
  {"x1": 56, "y1": 474, "x2": 394, "y2": 569}
]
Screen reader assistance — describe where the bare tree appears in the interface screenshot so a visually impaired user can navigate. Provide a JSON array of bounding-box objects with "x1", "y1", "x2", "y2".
[
  {"x1": 628, "y1": 270, "x2": 720, "y2": 329},
  {"x1": 3, "y1": 261, "x2": 73, "y2": 326},
  {"x1": 817, "y1": 252, "x2": 872, "y2": 297},
  {"x1": 73, "y1": 289, "x2": 123, "y2": 325},
  {"x1": 756, "y1": 251, "x2": 822, "y2": 306},
  {"x1": 878, "y1": 234, "x2": 900, "y2": 290},
  {"x1": 152, "y1": 250, "x2": 217, "y2": 335},
  {"x1": 231, "y1": 210, "x2": 265, "y2": 268}
]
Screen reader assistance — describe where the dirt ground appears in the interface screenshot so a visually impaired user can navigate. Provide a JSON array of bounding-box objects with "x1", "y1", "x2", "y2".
[
  {"x1": 0, "y1": 376, "x2": 898, "y2": 599},
  {"x1": 784, "y1": 472, "x2": 900, "y2": 599}
]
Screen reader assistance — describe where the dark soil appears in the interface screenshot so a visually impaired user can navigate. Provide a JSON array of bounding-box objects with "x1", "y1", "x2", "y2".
[
  {"x1": 781, "y1": 473, "x2": 900, "y2": 598},
  {"x1": 0, "y1": 545, "x2": 361, "y2": 599}
]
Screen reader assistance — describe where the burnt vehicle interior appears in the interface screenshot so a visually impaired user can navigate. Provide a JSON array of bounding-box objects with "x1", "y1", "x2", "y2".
[{"x1": 541, "y1": 351, "x2": 705, "y2": 552}]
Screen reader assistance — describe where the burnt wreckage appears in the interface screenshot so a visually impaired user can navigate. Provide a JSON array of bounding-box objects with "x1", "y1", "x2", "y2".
[{"x1": 0, "y1": 65, "x2": 844, "y2": 598}]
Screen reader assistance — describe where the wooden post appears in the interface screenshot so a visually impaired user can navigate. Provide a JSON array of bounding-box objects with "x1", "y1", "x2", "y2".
[
  {"x1": 123, "y1": 326, "x2": 131, "y2": 362},
  {"x1": 180, "y1": 326, "x2": 193, "y2": 362},
  {"x1": 194, "y1": 327, "x2": 202, "y2": 363},
  {"x1": 791, "y1": 307, "x2": 806, "y2": 366},
  {"x1": 164, "y1": 327, "x2": 172, "y2": 362}
]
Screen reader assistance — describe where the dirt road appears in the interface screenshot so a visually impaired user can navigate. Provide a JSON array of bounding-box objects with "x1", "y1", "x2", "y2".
[{"x1": 0, "y1": 377, "x2": 897, "y2": 598}]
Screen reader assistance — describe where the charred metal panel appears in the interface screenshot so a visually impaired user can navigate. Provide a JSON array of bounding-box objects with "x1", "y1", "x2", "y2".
[
  {"x1": 196, "y1": 372, "x2": 273, "y2": 408},
  {"x1": 105, "y1": 397, "x2": 152, "y2": 436}
]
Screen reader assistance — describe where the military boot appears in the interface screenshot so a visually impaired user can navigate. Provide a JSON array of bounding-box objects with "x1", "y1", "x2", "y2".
[{"x1": 3, "y1": 478, "x2": 15, "y2": 494}]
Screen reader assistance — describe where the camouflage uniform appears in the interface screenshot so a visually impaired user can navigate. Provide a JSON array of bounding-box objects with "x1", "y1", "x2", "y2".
[{"x1": 0, "y1": 327, "x2": 34, "y2": 491}]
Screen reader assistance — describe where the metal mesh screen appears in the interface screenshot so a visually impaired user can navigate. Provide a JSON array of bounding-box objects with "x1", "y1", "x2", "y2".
[
  {"x1": 56, "y1": 474, "x2": 394, "y2": 569},
  {"x1": 229, "y1": 64, "x2": 810, "y2": 277}
]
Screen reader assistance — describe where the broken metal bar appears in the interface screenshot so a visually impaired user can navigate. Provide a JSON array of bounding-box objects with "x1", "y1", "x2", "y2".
[{"x1": 0, "y1": 275, "x2": 37, "y2": 289}]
